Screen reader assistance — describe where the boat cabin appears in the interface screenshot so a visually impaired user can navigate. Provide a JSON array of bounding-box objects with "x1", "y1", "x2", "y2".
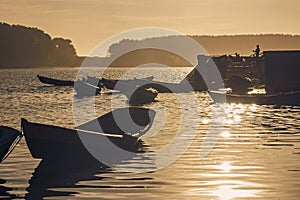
[{"x1": 264, "y1": 50, "x2": 300, "y2": 94}]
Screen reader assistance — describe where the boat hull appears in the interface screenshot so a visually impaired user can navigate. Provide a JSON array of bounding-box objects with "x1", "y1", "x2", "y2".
[
  {"x1": 0, "y1": 126, "x2": 22, "y2": 163},
  {"x1": 210, "y1": 91, "x2": 300, "y2": 106},
  {"x1": 21, "y1": 108, "x2": 155, "y2": 163},
  {"x1": 21, "y1": 119, "x2": 143, "y2": 162},
  {"x1": 101, "y1": 78, "x2": 192, "y2": 93},
  {"x1": 37, "y1": 75, "x2": 74, "y2": 86}
]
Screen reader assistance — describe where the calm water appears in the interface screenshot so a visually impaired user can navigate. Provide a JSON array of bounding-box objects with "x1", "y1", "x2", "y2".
[{"x1": 0, "y1": 67, "x2": 300, "y2": 199}]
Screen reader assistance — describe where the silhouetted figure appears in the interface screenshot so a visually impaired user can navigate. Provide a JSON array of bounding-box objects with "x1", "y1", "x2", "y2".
[
  {"x1": 253, "y1": 45, "x2": 260, "y2": 57},
  {"x1": 251, "y1": 45, "x2": 264, "y2": 83}
]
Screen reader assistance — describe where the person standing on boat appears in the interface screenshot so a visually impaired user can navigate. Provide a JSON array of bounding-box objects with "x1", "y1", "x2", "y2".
[
  {"x1": 253, "y1": 44, "x2": 264, "y2": 84},
  {"x1": 253, "y1": 45, "x2": 260, "y2": 57}
]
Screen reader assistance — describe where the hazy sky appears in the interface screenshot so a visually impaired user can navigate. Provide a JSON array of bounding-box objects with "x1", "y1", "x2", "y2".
[{"x1": 1, "y1": 0, "x2": 300, "y2": 55}]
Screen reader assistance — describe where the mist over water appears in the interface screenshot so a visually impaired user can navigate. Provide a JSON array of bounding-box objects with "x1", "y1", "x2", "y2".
[{"x1": 0, "y1": 67, "x2": 299, "y2": 199}]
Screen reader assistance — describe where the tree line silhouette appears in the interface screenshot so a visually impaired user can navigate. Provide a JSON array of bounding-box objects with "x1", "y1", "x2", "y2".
[
  {"x1": 0, "y1": 23, "x2": 79, "y2": 67},
  {"x1": 105, "y1": 34, "x2": 300, "y2": 67},
  {"x1": 1, "y1": 22, "x2": 300, "y2": 68},
  {"x1": 108, "y1": 34, "x2": 300, "y2": 58}
]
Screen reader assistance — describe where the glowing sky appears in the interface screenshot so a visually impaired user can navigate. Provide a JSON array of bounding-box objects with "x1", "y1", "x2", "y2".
[{"x1": 1, "y1": 0, "x2": 300, "y2": 55}]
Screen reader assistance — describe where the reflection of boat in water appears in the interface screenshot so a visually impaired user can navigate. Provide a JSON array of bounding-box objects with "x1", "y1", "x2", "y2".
[
  {"x1": 22, "y1": 108, "x2": 155, "y2": 163},
  {"x1": 0, "y1": 126, "x2": 22, "y2": 163},
  {"x1": 25, "y1": 156, "x2": 156, "y2": 199},
  {"x1": 25, "y1": 159, "x2": 106, "y2": 199},
  {"x1": 210, "y1": 90, "x2": 300, "y2": 106},
  {"x1": 0, "y1": 179, "x2": 18, "y2": 199}
]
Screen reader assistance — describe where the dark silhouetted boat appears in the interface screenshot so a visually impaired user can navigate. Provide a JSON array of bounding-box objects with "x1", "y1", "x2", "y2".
[
  {"x1": 211, "y1": 50, "x2": 300, "y2": 106},
  {"x1": 100, "y1": 77, "x2": 190, "y2": 93},
  {"x1": 37, "y1": 75, "x2": 74, "y2": 86},
  {"x1": 100, "y1": 78, "x2": 159, "y2": 105},
  {"x1": 21, "y1": 108, "x2": 156, "y2": 163},
  {"x1": 37, "y1": 75, "x2": 101, "y2": 97},
  {"x1": 210, "y1": 90, "x2": 300, "y2": 106},
  {"x1": 0, "y1": 126, "x2": 22, "y2": 163}
]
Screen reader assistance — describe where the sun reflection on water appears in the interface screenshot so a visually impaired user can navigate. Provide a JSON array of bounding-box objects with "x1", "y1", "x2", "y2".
[
  {"x1": 221, "y1": 104, "x2": 248, "y2": 125},
  {"x1": 221, "y1": 131, "x2": 231, "y2": 138},
  {"x1": 210, "y1": 162, "x2": 262, "y2": 199},
  {"x1": 212, "y1": 185, "x2": 258, "y2": 200},
  {"x1": 189, "y1": 161, "x2": 264, "y2": 199},
  {"x1": 219, "y1": 161, "x2": 232, "y2": 171},
  {"x1": 202, "y1": 118, "x2": 210, "y2": 124},
  {"x1": 233, "y1": 115, "x2": 241, "y2": 123}
]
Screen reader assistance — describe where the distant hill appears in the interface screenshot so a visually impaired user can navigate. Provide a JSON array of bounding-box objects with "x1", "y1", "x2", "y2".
[
  {"x1": 1, "y1": 22, "x2": 299, "y2": 68},
  {"x1": 108, "y1": 34, "x2": 300, "y2": 58},
  {"x1": 0, "y1": 22, "x2": 80, "y2": 68},
  {"x1": 104, "y1": 34, "x2": 300, "y2": 66}
]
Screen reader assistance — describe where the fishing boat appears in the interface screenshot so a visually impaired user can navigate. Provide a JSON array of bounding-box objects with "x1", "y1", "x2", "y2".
[
  {"x1": 100, "y1": 78, "x2": 158, "y2": 104},
  {"x1": 22, "y1": 107, "x2": 156, "y2": 162},
  {"x1": 99, "y1": 77, "x2": 144, "y2": 90},
  {"x1": 37, "y1": 75, "x2": 74, "y2": 86},
  {"x1": 37, "y1": 75, "x2": 101, "y2": 97},
  {"x1": 210, "y1": 50, "x2": 300, "y2": 106},
  {"x1": 100, "y1": 78, "x2": 188, "y2": 93},
  {"x1": 0, "y1": 126, "x2": 22, "y2": 163},
  {"x1": 210, "y1": 90, "x2": 300, "y2": 106}
]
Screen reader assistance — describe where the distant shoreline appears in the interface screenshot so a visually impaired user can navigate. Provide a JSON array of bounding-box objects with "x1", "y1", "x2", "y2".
[
  {"x1": 1, "y1": 22, "x2": 300, "y2": 69},
  {"x1": 0, "y1": 65, "x2": 193, "y2": 69},
  {"x1": 0, "y1": 66, "x2": 79, "y2": 69}
]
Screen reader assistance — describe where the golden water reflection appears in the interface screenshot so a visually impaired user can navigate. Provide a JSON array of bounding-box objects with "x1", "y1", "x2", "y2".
[
  {"x1": 192, "y1": 102, "x2": 268, "y2": 200},
  {"x1": 1, "y1": 69, "x2": 299, "y2": 199},
  {"x1": 205, "y1": 104, "x2": 264, "y2": 199},
  {"x1": 212, "y1": 185, "x2": 259, "y2": 200},
  {"x1": 219, "y1": 161, "x2": 232, "y2": 171},
  {"x1": 190, "y1": 161, "x2": 264, "y2": 199},
  {"x1": 221, "y1": 131, "x2": 231, "y2": 138}
]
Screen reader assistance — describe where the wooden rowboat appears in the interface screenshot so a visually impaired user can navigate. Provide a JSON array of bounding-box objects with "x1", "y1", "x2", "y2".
[
  {"x1": 37, "y1": 75, "x2": 101, "y2": 97},
  {"x1": 21, "y1": 108, "x2": 156, "y2": 163},
  {"x1": 37, "y1": 75, "x2": 74, "y2": 86},
  {"x1": 0, "y1": 126, "x2": 22, "y2": 163},
  {"x1": 100, "y1": 78, "x2": 189, "y2": 93}
]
